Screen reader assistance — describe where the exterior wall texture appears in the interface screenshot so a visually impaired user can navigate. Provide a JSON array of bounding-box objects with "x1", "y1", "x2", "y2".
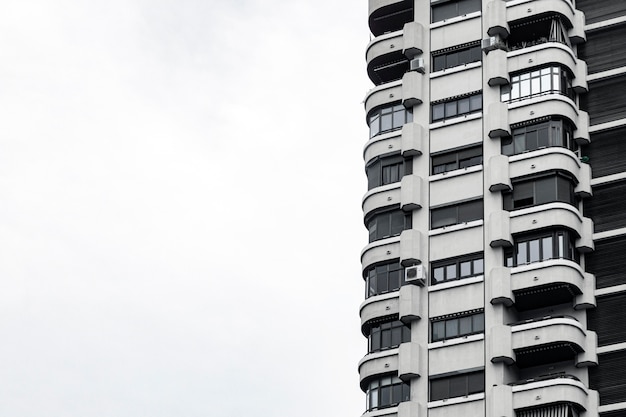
[{"x1": 358, "y1": 0, "x2": 626, "y2": 416}]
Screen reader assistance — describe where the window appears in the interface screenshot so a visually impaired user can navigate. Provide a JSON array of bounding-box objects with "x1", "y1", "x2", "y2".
[
  {"x1": 431, "y1": 253, "x2": 484, "y2": 285},
  {"x1": 503, "y1": 172, "x2": 577, "y2": 210},
  {"x1": 430, "y1": 370, "x2": 485, "y2": 401},
  {"x1": 431, "y1": 199, "x2": 483, "y2": 229},
  {"x1": 369, "y1": 320, "x2": 411, "y2": 352},
  {"x1": 502, "y1": 118, "x2": 575, "y2": 156},
  {"x1": 365, "y1": 260, "x2": 404, "y2": 298},
  {"x1": 431, "y1": 310, "x2": 484, "y2": 342},
  {"x1": 369, "y1": 104, "x2": 413, "y2": 138},
  {"x1": 504, "y1": 229, "x2": 579, "y2": 267},
  {"x1": 432, "y1": 145, "x2": 482, "y2": 174},
  {"x1": 366, "y1": 153, "x2": 412, "y2": 190},
  {"x1": 432, "y1": 42, "x2": 481, "y2": 72},
  {"x1": 517, "y1": 404, "x2": 580, "y2": 417},
  {"x1": 501, "y1": 66, "x2": 574, "y2": 102},
  {"x1": 432, "y1": 0, "x2": 481, "y2": 23},
  {"x1": 432, "y1": 92, "x2": 482, "y2": 122},
  {"x1": 367, "y1": 208, "x2": 412, "y2": 242},
  {"x1": 366, "y1": 375, "x2": 410, "y2": 411}
]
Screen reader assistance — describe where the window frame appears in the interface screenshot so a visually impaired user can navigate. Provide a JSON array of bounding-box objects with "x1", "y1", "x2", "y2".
[
  {"x1": 504, "y1": 229, "x2": 579, "y2": 267},
  {"x1": 432, "y1": 42, "x2": 482, "y2": 72},
  {"x1": 502, "y1": 118, "x2": 576, "y2": 156},
  {"x1": 431, "y1": 253, "x2": 484, "y2": 285},
  {"x1": 503, "y1": 171, "x2": 578, "y2": 211},
  {"x1": 368, "y1": 104, "x2": 413, "y2": 138},
  {"x1": 501, "y1": 66, "x2": 574, "y2": 103},
  {"x1": 431, "y1": 144, "x2": 482, "y2": 174},
  {"x1": 368, "y1": 320, "x2": 411, "y2": 353},
  {"x1": 429, "y1": 370, "x2": 485, "y2": 401},
  {"x1": 430, "y1": 199, "x2": 483, "y2": 229},
  {"x1": 431, "y1": 0, "x2": 481, "y2": 23},
  {"x1": 431, "y1": 92, "x2": 482, "y2": 123},
  {"x1": 366, "y1": 208, "x2": 412, "y2": 243},
  {"x1": 364, "y1": 260, "x2": 404, "y2": 298},
  {"x1": 366, "y1": 152, "x2": 413, "y2": 190},
  {"x1": 431, "y1": 310, "x2": 485, "y2": 342},
  {"x1": 366, "y1": 375, "x2": 410, "y2": 411}
]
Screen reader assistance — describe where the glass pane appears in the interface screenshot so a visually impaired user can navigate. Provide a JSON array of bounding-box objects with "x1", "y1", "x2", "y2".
[
  {"x1": 502, "y1": 136, "x2": 514, "y2": 155},
  {"x1": 526, "y1": 130, "x2": 538, "y2": 151},
  {"x1": 377, "y1": 271, "x2": 388, "y2": 294},
  {"x1": 432, "y1": 321, "x2": 445, "y2": 341},
  {"x1": 392, "y1": 384, "x2": 402, "y2": 404},
  {"x1": 430, "y1": 379, "x2": 448, "y2": 401},
  {"x1": 460, "y1": 261, "x2": 472, "y2": 277},
  {"x1": 557, "y1": 176, "x2": 572, "y2": 203},
  {"x1": 459, "y1": 316, "x2": 472, "y2": 335},
  {"x1": 470, "y1": 94, "x2": 482, "y2": 111},
  {"x1": 558, "y1": 234, "x2": 565, "y2": 258},
  {"x1": 459, "y1": 200, "x2": 483, "y2": 222},
  {"x1": 380, "y1": 386, "x2": 391, "y2": 407},
  {"x1": 388, "y1": 269, "x2": 399, "y2": 291},
  {"x1": 468, "y1": 372, "x2": 485, "y2": 394},
  {"x1": 474, "y1": 258, "x2": 484, "y2": 275},
  {"x1": 445, "y1": 101, "x2": 457, "y2": 117},
  {"x1": 529, "y1": 238, "x2": 540, "y2": 263},
  {"x1": 449, "y1": 375, "x2": 466, "y2": 398},
  {"x1": 520, "y1": 78, "x2": 531, "y2": 97},
  {"x1": 537, "y1": 126, "x2": 549, "y2": 148},
  {"x1": 472, "y1": 314, "x2": 484, "y2": 332},
  {"x1": 513, "y1": 182, "x2": 534, "y2": 208},
  {"x1": 446, "y1": 319, "x2": 459, "y2": 338},
  {"x1": 378, "y1": 214, "x2": 390, "y2": 238},
  {"x1": 458, "y1": 97, "x2": 470, "y2": 114},
  {"x1": 542, "y1": 236, "x2": 553, "y2": 260},
  {"x1": 381, "y1": 328, "x2": 391, "y2": 348},
  {"x1": 434, "y1": 55, "x2": 446, "y2": 72},
  {"x1": 432, "y1": 206, "x2": 457, "y2": 228},
  {"x1": 380, "y1": 113, "x2": 393, "y2": 133},
  {"x1": 446, "y1": 264, "x2": 457, "y2": 280},
  {"x1": 447, "y1": 52, "x2": 459, "y2": 68},
  {"x1": 531, "y1": 76, "x2": 541, "y2": 96},
  {"x1": 535, "y1": 176, "x2": 555, "y2": 205},
  {"x1": 470, "y1": 46, "x2": 481, "y2": 62},
  {"x1": 517, "y1": 241, "x2": 528, "y2": 265},
  {"x1": 458, "y1": 48, "x2": 470, "y2": 65},
  {"x1": 432, "y1": 103, "x2": 445, "y2": 121},
  {"x1": 514, "y1": 133, "x2": 525, "y2": 153},
  {"x1": 392, "y1": 109, "x2": 405, "y2": 129},
  {"x1": 433, "y1": 266, "x2": 444, "y2": 284},
  {"x1": 371, "y1": 331, "x2": 381, "y2": 351},
  {"x1": 370, "y1": 388, "x2": 378, "y2": 409},
  {"x1": 390, "y1": 211, "x2": 404, "y2": 235},
  {"x1": 391, "y1": 327, "x2": 401, "y2": 347}
]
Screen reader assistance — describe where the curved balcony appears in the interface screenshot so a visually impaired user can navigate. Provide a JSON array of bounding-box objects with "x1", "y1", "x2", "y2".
[
  {"x1": 510, "y1": 259, "x2": 585, "y2": 310},
  {"x1": 363, "y1": 184, "x2": 402, "y2": 220},
  {"x1": 511, "y1": 315, "x2": 586, "y2": 367},
  {"x1": 509, "y1": 202, "x2": 583, "y2": 236},
  {"x1": 507, "y1": 94, "x2": 579, "y2": 129},
  {"x1": 363, "y1": 123, "x2": 424, "y2": 164},
  {"x1": 508, "y1": 42, "x2": 577, "y2": 77},
  {"x1": 365, "y1": 81, "x2": 403, "y2": 117},
  {"x1": 506, "y1": 0, "x2": 575, "y2": 28},
  {"x1": 362, "y1": 237, "x2": 401, "y2": 273},
  {"x1": 510, "y1": 374, "x2": 593, "y2": 412},
  {"x1": 360, "y1": 292, "x2": 399, "y2": 335},
  {"x1": 508, "y1": 147, "x2": 581, "y2": 181},
  {"x1": 359, "y1": 349, "x2": 400, "y2": 389},
  {"x1": 368, "y1": 0, "x2": 414, "y2": 37},
  {"x1": 366, "y1": 31, "x2": 408, "y2": 86}
]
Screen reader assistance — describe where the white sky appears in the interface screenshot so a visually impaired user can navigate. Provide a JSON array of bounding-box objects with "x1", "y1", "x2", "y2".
[{"x1": 0, "y1": 1, "x2": 370, "y2": 416}]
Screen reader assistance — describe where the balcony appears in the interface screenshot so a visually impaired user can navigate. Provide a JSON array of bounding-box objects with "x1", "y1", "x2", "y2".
[{"x1": 368, "y1": 0, "x2": 414, "y2": 37}]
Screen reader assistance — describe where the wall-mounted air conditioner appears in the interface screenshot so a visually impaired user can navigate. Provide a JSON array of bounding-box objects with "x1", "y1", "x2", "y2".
[
  {"x1": 405, "y1": 264, "x2": 426, "y2": 286},
  {"x1": 481, "y1": 36, "x2": 506, "y2": 53},
  {"x1": 409, "y1": 57, "x2": 425, "y2": 74}
]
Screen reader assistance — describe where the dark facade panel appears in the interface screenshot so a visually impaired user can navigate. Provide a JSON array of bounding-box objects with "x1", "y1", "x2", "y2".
[
  {"x1": 590, "y1": 350, "x2": 626, "y2": 405},
  {"x1": 588, "y1": 292, "x2": 626, "y2": 345},
  {"x1": 580, "y1": 75, "x2": 626, "y2": 125},
  {"x1": 575, "y1": 0, "x2": 626, "y2": 24},
  {"x1": 586, "y1": 236, "x2": 626, "y2": 288},
  {"x1": 579, "y1": 24, "x2": 626, "y2": 74},
  {"x1": 584, "y1": 180, "x2": 626, "y2": 232},
  {"x1": 583, "y1": 126, "x2": 626, "y2": 178}
]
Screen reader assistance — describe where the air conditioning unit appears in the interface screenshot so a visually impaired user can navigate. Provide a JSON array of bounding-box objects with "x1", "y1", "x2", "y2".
[
  {"x1": 405, "y1": 265, "x2": 426, "y2": 286},
  {"x1": 481, "y1": 36, "x2": 505, "y2": 53},
  {"x1": 409, "y1": 57, "x2": 425, "y2": 73}
]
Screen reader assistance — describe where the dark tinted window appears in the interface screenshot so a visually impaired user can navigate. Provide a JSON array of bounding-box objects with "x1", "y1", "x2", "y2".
[{"x1": 431, "y1": 200, "x2": 483, "y2": 229}]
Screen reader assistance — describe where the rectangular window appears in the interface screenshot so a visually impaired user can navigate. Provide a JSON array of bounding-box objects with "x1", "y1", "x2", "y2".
[
  {"x1": 504, "y1": 229, "x2": 579, "y2": 267},
  {"x1": 367, "y1": 208, "x2": 412, "y2": 243},
  {"x1": 366, "y1": 376, "x2": 410, "y2": 411},
  {"x1": 369, "y1": 104, "x2": 413, "y2": 138},
  {"x1": 502, "y1": 119, "x2": 575, "y2": 156},
  {"x1": 431, "y1": 311, "x2": 484, "y2": 342},
  {"x1": 432, "y1": 92, "x2": 482, "y2": 122},
  {"x1": 501, "y1": 66, "x2": 574, "y2": 102},
  {"x1": 365, "y1": 261, "x2": 404, "y2": 298},
  {"x1": 432, "y1": 42, "x2": 481, "y2": 72},
  {"x1": 503, "y1": 172, "x2": 577, "y2": 210},
  {"x1": 432, "y1": 145, "x2": 482, "y2": 174},
  {"x1": 429, "y1": 370, "x2": 485, "y2": 401},
  {"x1": 432, "y1": 0, "x2": 481, "y2": 23},
  {"x1": 366, "y1": 153, "x2": 412, "y2": 190},
  {"x1": 431, "y1": 199, "x2": 483, "y2": 229},
  {"x1": 431, "y1": 253, "x2": 484, "y2": 285}
]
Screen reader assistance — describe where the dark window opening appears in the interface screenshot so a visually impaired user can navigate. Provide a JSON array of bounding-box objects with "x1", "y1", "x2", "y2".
[
  {"x1": 431, "y1": 311, "x2": 484, "y2": 342},
  {"x1": 368, "y1": 320, "x2": 411, "y2": 353},
  {"x1": 430, "y1": 370, "x2": 485, "y2": 401},
  {"x1": 366, "y1": 376, "x2": 410, "y2": 411},
  {"x1": 432, "y1": 0, "x2": 481, "y2": 23},
  {"x1": 504, "y1": 229, "x2": 579, "y2": 267},
  {"x1": 502, "y1": 118, "x2": 575, "y2": 156},
  {"x1": 432, "y1": 144, "x2": 482, "y2": 174},
  {"x1": 364, "y1": 260, "x2": 404, "y2": 298},
  {"x1": 431, "y1": 199, "x2": 483, "y2": 229},
  {"x1": 432, "y1": 42, "x2": 481, "y2": 72},
  {"x1": 506, "y1": 14, "x2": 571, "y2": 52},
  {"x1": 432, "y1": 92, "x2": 482, "y2": 122},
  {"x1": 369, "y1": 104, "x2": 413, "y2": 138},
  {"x1": 367, "y1": 153, "x2": 412, "y2": 190},
  {"x1": 367, "y1": 208, "x2": 412, "y2": 243},
  {"x1": 431, "y1": 253, "x2": 484, "y2": 285},
  {"x1": 503, "y1": 171, "x2": 578, "y2": 210}
]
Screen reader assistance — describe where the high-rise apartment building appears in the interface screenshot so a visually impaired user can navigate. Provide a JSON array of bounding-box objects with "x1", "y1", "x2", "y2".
[{"x1": 358, "y1": 1, "x2": 626, "y2": 416}]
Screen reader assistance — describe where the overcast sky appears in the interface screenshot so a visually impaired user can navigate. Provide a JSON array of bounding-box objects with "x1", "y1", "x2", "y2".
[{"x1": 0, "y1": 1, "x2": 370, "y2": 416}]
